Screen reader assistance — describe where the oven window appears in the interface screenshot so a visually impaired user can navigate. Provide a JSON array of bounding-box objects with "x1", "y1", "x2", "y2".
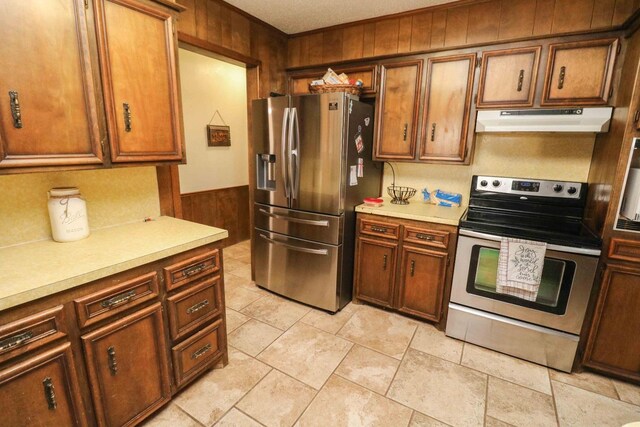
[{"x1": 468, "y1": 246, "x2": 576, "y2": 315}]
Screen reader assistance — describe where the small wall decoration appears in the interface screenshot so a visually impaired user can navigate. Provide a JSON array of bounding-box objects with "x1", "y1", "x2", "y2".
[{"x1": 207, "y1": 110, "x2": 231, "y2": 147}]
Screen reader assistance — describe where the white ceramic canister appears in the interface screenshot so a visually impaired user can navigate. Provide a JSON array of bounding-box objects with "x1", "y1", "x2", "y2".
[{"x1": 47, "y1": 187, "x2": 90, "y2": 242}]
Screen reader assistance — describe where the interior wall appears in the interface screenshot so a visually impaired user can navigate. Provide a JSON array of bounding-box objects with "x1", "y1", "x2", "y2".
[
  {"x1": 382, "y1": 133, "x2": 596, "y2": 205},
  {"x1": 178, "y1": 48, "x2": 249, "y2": 194},
  {"x1": 0, "y1": 167, "x2": 160, "y2": 248}
]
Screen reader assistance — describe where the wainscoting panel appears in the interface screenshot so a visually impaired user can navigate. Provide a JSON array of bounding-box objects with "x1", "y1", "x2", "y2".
[{"x1": 181, "y1": 185, "x2": 250, "y2": 247}]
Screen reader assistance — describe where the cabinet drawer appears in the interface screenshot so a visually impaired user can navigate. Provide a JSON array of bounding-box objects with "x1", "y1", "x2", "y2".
[
  {"x1": 167, "y1": 276, "x2": 223, "y2": 341},
  {"x1": 403, "y1": 226, "x2": 450, "y2": 249},
  {"x1": 164, "y1": 249, "x2": 220, "y2": 291},
  {"x1": 360, "y1": 219, "x2": 400, "y2": 240},
  {"x1": 74, "y1": 272, "x2": 159, "y2": 328},
  {"x1": 0, "y1": 306, "x2": 68, "y2": 364},
  {"x1": 608, "y1": 238, "x2": 640, "y2": 263},
  {"x1": 171, "y1": 319, "x2": 225, "y2": 388}
]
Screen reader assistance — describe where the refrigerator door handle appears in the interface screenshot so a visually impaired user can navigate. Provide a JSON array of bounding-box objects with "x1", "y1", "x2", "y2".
[
  {"x1": 259, "y1": 233, "x2": 329, "y2": 255},
  {"x1": 289, "y1": 107, "x2": 300, "y2": 201},
  {"x1": 258, "y1": 208, "x2": 330, "y2": 227},
  {"x1": 281, "y1": 107, "x2": 291, "y2": 200}
]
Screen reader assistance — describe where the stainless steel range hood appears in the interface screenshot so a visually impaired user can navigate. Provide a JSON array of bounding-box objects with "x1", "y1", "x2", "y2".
[{"x1": 476, "y1": 107, "x2": 613, "y2": 133}]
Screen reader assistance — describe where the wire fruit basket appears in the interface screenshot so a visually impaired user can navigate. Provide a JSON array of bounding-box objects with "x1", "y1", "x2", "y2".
[{"x1": 387, "y1": 185, "x2": 416, "y2": 205}]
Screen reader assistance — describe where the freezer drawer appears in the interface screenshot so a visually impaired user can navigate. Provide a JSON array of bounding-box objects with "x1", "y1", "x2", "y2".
[
  {"x1": 254, "y1": 203, "x2": 342, "y2": 245},
  {"x1": 254, "y1": 229, "x2": 341, "y2": 312}
]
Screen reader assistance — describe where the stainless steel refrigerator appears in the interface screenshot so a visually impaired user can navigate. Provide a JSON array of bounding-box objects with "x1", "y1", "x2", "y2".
[{"x1": 252, "y1": 93, "x2": 382, "y2": 312}]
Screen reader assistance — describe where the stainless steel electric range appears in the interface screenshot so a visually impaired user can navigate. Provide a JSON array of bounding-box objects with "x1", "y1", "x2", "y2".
[{"x1": 446, "y1": 175, "x2": 602, "y2": 372}]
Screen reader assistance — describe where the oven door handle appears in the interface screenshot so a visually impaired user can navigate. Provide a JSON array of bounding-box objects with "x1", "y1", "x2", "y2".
[{"x1": 458, "y1": 229, "x2": 601, "y2": 256}]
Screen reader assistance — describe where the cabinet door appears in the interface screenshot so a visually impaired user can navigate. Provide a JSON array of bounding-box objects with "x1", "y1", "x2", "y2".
[
  {"x1": 374, "y1": 61, "x2": 422, "y2": 160},
  {"x1": 82, "y1": 303, "x2": 170, "y2": 427},
  {"x1": 420, "y1": 54, "x2": 475, "y2": 162},
  {"x1": 477, "y1": 46, "x2": 541, "y2": 108},
  {"x1": 542, "y1": 38, "x2": 618, "y2": 106},
  {"x1": 94, "y1": 0, "x2": 183, "y2": 162},
  {"x1": 396, "y1": 245, "x2": 447, "y2": 322},
  {"x1": 0, "y1": 343, "x2": 86, "y2": 427},
  {"x1": 0, "y1": 0, "x2": 103, "y2": 169},
  {"x1": 354, "y1": 237, "x2": 398, "y2": 307},
  {"x1": 583, "y1": 263, "x2": 640, "y2": 382}
]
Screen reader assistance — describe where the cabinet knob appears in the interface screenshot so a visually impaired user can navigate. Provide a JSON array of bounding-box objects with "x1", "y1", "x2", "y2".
[
  {"x1": 107, "y1": 346, "x2": 118, "y2": 376},
  {"x1": 431, "y1": 123, "x2": 436, "y2": 142},
  {"x1": 403, "y1": 123, "x2": 408, "y2": 141},
  {"x1": 383, "y1": 254, "x2": 387, "y2": 270},
  {"x1": 42, "y1": 377, "x2": 57, "y2": 410},
  {"x1": 517, "y1": 69, "x2": 524, "y2": 92},
  {"x1": 123, "y1": 102, "x2": 132, "y2": 132},
  {"x1": 8, "y1": 91, "x2": 22, "y2": 129},
  {"x1": 558, "y1": 66, "x2": 566, "y2": 90},
  {"x1": 410, "y1": 259, "x2": 415, "y2": 277}
]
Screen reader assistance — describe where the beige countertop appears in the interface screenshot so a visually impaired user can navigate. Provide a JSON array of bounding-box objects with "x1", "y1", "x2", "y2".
[
  {"x1": 0, "y1": 216, "x2": 228, "y2": 311},
  {"x1": 355, "y1": 198, "x2": 466, "y2": 225}
]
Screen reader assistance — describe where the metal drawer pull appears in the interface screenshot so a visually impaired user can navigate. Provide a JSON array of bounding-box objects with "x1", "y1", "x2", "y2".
[
  {"x1": 558, "y1": 66, "x2": 566, "y2": 89},
  {"x1": 415, "y1": 233, "x2": 434, "y2": 241},
  {"x1": 410, "y1": 260, "x2": 415, "y2": 277},
  {"x1": 9, "y1": 91, "x2": 22, "y2": 128},
  {"x1": 123, "y1": 102, "x2": 132, "y2": 132},
  {"x1": 383, "y1": 254, "x2": 388, "y2": 270},
  {"x1": 403, "y1": 123, "x2": 408, "y2": 141},
  {"x1": 43, "y1": 377, "x2": 57, "y2": 410},
  {"x1": 370, "y1": 226, "x2": 388, "y2": 233},
  {"x1": 259, "y1": 234, "x2": 329, "y2": 255},
  {"x1": 517, "y1": 69, "x2": 524, "y2": 92},
  {"x1": 0, "y1": 331, "x2": 33, "y2": 351},
  {"x1": 191, "y1": 343, "x2": 212, "y2": 360},
  {"x1": 184, "y1": 262, "x2": 208, "y2": 277},
  {"x1": 186, "y1": 299, "x2": 210, "y2": 314},
  {"x1": 431, "y1": 123, "x2": 436, "y2": 142},
  {"x1": 101, "y1": 290, "x2": 136, "y2": 308},
  {"x1": 259, "y1": 209, "x2": 329, "y2": 227},
  {"x1": 107, "y1": 346, "x2": 117, "y2": 375}
]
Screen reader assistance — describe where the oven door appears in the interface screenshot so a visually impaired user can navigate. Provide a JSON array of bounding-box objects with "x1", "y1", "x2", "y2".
[{"x1": 450, "y1": 230, "x2": 599, "y2": 334}]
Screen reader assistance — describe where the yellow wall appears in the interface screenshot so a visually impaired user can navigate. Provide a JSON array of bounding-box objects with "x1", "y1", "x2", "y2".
[
  {"x1": 0, "y1": 167, "x2": 160, "y2": 248},
  {"x1": 382, "y1": 133, "x2": 596, "y2": 205}
]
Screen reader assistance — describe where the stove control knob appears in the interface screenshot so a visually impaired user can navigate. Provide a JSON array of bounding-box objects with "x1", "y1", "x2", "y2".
[
  {"x1": 480, "y1": 180, "x2": 488, "y2": 187},
  {"x1": 567, "y1": 186, "x2": 577, "y2": 195},
  {"x1": 492, "y1": 180, "x2": 501, "y2": 187},
  {"x1": 553, "y1": 184, "x2": 563, "y2": 192}
]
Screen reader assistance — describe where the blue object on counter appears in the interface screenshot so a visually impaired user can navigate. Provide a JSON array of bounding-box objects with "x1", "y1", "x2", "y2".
[{"x1": 422, "y1": 188, "x2": 462, "y2": 207}]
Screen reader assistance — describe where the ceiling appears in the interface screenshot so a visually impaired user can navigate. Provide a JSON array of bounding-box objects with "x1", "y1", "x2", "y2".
[{"x1": 224, "y1": 0, "x2": 460, "y2": 34}]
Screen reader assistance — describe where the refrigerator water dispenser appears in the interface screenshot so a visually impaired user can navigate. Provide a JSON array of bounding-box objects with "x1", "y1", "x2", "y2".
[{"x1": 257, "y1": 154, "x2": 276, "y2": 190}]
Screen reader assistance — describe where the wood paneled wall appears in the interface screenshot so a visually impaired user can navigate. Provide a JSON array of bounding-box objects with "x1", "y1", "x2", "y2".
[
  {"x1": 176, "y1": 0, "x2": 288, "y2": 96},
  {"x1": 181, "y1": 186, "x2": 250, "y2": 246},
  {"x1": 288, "y1": 0, "x2": 640, "y2": 68}
]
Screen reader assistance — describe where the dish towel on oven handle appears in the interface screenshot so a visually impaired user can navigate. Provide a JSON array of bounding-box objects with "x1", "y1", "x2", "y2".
[{"x1": 496, "y1": 237, "x2": 547, "y2": 301}]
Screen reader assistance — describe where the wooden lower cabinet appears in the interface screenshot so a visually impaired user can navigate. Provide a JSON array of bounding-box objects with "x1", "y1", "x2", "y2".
[
  {"x1": 353, "y1": 213, "x2": 457, "y2": 325},
  {"x1": 583, "y1": 263, "x2": 640, "y2": 382},
  {"x1": 82, "y1": 303, "x2": 171, "y2": 427},
  {"x1": 354, "y1": 237, "x2": 398, "y2": 307},
  {"x1": 396, "y1": 245, "x2": 447, "y2": 322},
  {"x1": 0, "y1": 342, "x2": 86, "y2": 427},
  {"x1": 0, "y1": 242, "x2": 227, "y2": 427}
]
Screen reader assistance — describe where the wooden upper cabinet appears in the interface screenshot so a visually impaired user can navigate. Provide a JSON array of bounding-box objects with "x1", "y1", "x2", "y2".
[
  {"x1": 374, "y1": 61, "x2": 422, "y2": 160},
  {"x1": 477, "y1": 46, "x2": 541, "y2": 108},
  {"x1": 420, "y1": 54, "x2": 475, "y2": 162},
  {"x1": 583, "y1": 263, "x2": 640, "y2": 382},
  {"x1": 542, "y1": 38, "x2": 619, "y2": 106},
  {"x1": 81, "y1": 303, "x2": 171, "y2": 426},
  {"x1": 95, "y1": 0, "x2": 183, "y2": 162},
  {"x1": 0, "y1": 0, "x2": 103, "y2": 169}
]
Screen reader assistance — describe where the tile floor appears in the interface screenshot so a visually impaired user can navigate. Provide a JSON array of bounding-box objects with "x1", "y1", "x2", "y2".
[{"x1": 145, "y1": 240, "x2": 640, "y2": 427}]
